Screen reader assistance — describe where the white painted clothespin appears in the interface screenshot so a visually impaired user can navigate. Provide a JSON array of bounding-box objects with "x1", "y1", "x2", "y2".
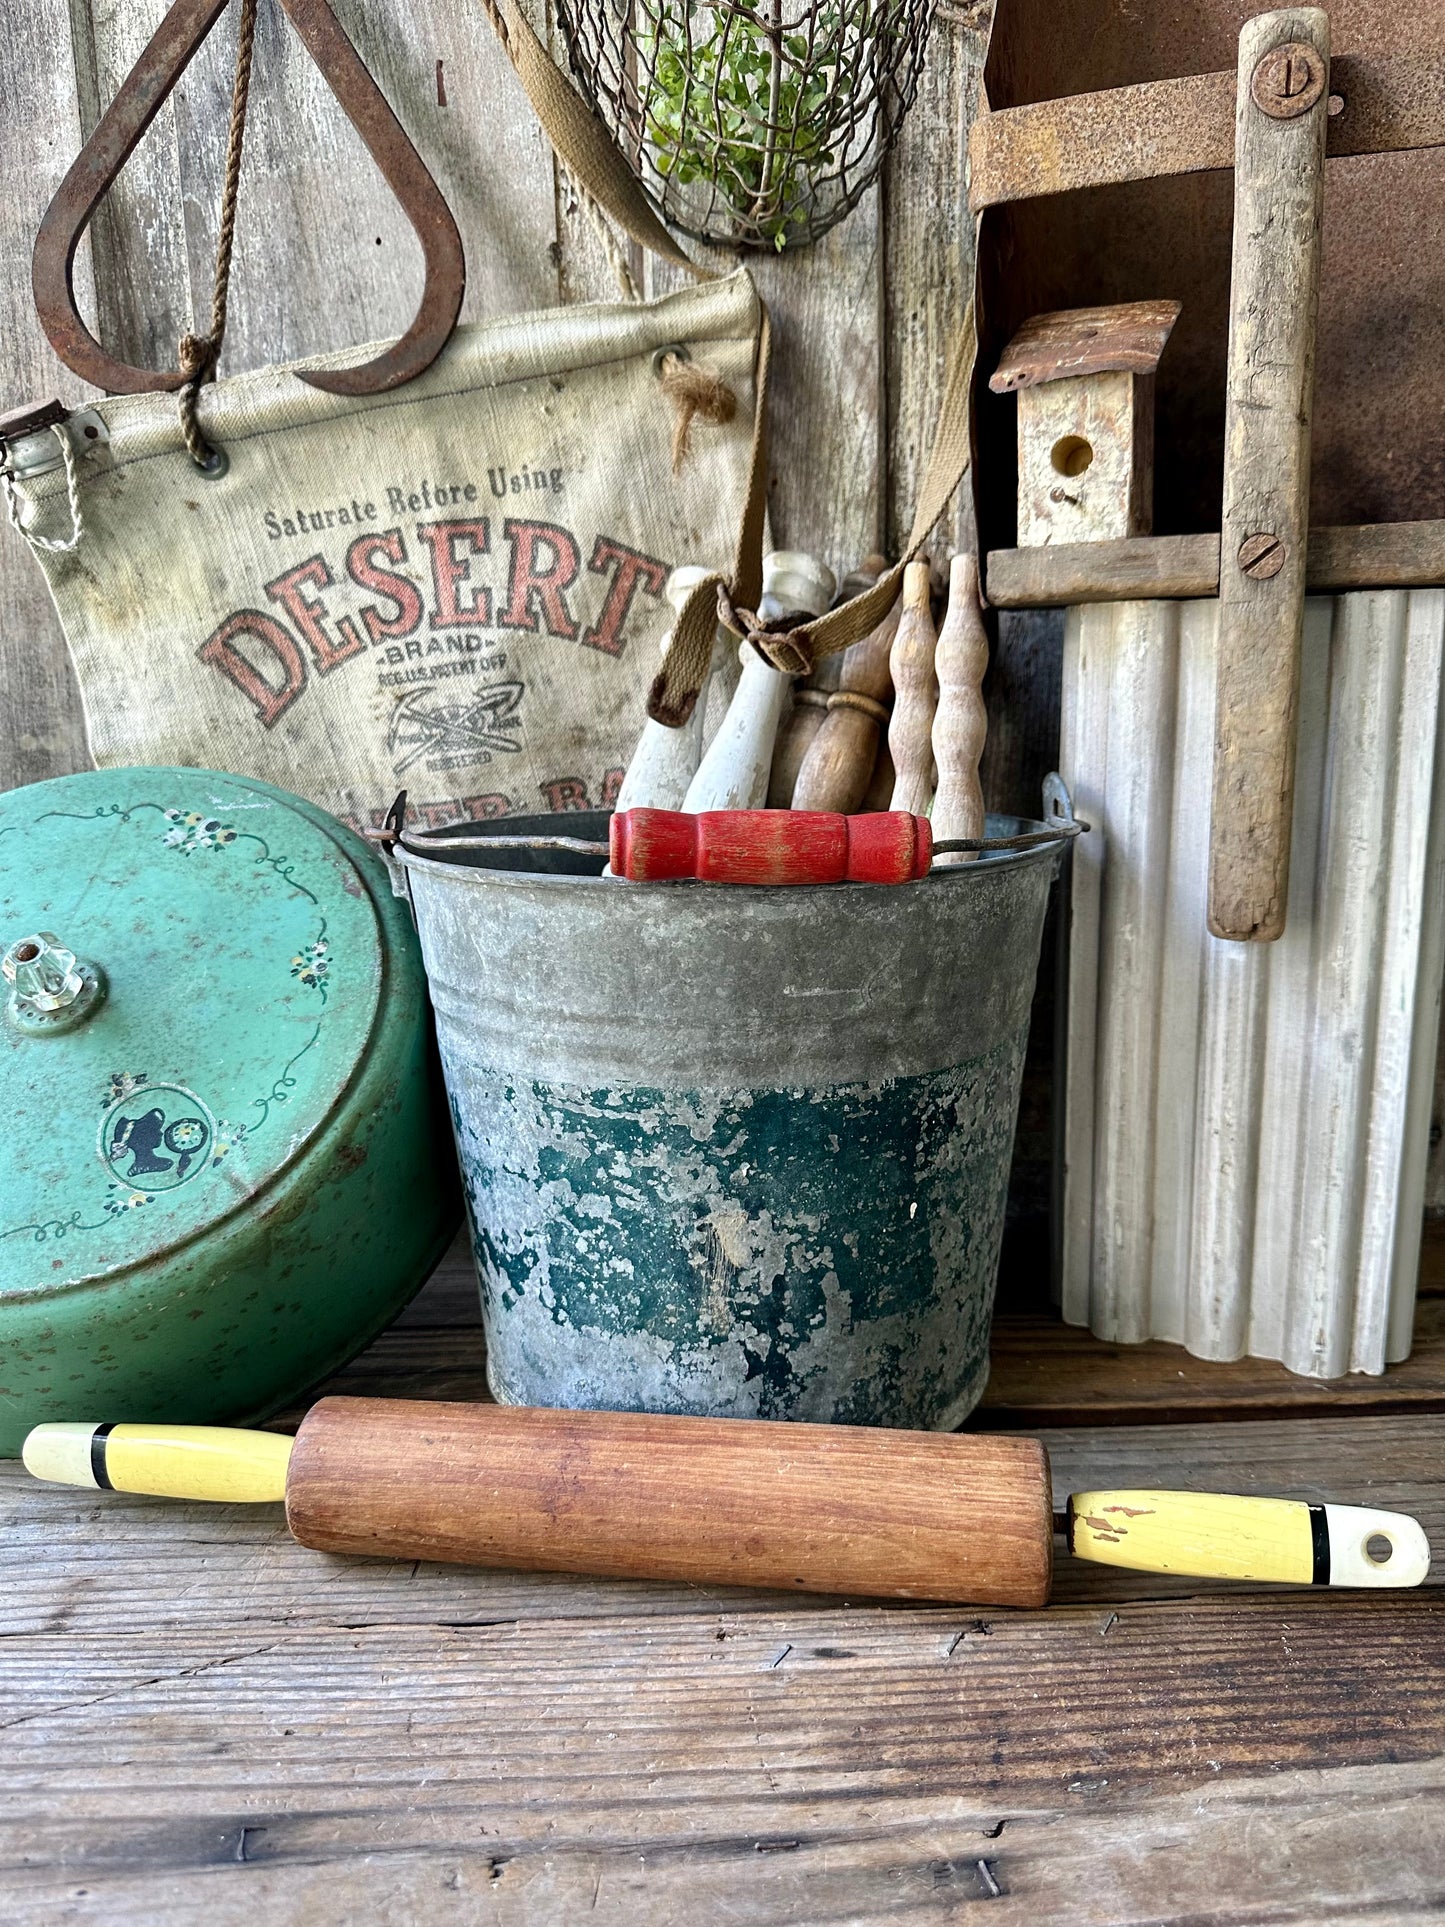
[
  {"x1": 684, "y1": 550, "x2": 835, "y2": 813},
  {"x1": 931, "y1": 553, "x2": 989, "y2": 863},
  {"x1": 615, "y1": 566, "x2": 717, "y2": 811}
]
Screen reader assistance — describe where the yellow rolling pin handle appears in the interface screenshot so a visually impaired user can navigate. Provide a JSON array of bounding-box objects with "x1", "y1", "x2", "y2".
[
  {"x1": 1069, "y1": 1490, "x2": 1431, "y2": 1588},
  {"x1": 22, "y1": 1423, "x2": 291, "y2": 1504}
]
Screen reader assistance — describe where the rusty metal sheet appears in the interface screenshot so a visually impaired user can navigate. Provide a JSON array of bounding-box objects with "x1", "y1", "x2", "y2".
[
  {"x1": 990, "y1": 299, "x2": 1182, "y2": 392},
  {"x1": 969, "y1": 51, "x2": 1445, "y2": 212}
]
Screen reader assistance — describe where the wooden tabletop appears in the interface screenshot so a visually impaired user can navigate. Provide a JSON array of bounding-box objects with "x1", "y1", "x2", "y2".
[{"x1": 5, "y1": 1236, "x2": 1445, "y2": 1925}]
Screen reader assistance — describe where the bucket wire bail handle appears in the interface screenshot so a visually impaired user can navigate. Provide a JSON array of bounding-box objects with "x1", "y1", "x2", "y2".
[{"x1": 31, "y1": 0, "x2": 467, "y2": 437}]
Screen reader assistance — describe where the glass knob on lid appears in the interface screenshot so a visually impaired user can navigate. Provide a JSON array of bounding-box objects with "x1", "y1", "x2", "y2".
[{"x1": 3, "y1": 930, "x2": 106, "y2": 1034}]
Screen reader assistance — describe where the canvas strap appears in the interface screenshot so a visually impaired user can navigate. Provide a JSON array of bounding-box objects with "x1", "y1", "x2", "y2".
[
  {"x1": 649, "y1": 302, "x2": 976, "y2": 725},
  {"x1": 484, "y1": 0, "x2": 976, "y2": 728}
]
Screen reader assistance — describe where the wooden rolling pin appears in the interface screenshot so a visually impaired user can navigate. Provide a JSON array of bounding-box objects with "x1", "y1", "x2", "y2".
[
  {"x1": 24, "y1": 1403, "x2": 1430, "y2": 1603},
  {"x1": 685, "y1": 551, "x2": 835, "y2": 813},
  {"x1": 888, "y1": 560, "x2": 940, "y2": 814},
  {"x1": 791, "y1": 564, "x2": 901, "y2": 814},
  {"x1": 768, "y1": 556, "x2": 886, "y2": 808},
  {"x1": 930, "y1": 553, "x2": 989, "y2": 865}
]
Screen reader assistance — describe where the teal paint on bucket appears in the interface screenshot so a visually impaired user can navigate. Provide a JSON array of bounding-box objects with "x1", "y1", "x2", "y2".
[{"x1": 396, "y1": 804, "x2": 1070, "y2": 1428}]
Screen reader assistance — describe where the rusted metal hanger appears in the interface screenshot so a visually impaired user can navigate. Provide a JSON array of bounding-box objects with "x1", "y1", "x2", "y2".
[{"x1": 32, "y1": 0, "x2": 466, "y2": 397}]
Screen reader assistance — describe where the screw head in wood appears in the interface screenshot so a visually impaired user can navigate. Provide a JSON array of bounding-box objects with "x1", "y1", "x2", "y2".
[
  {"x1": 1238, "y1": 532, "x2": 1287, "y2": 579},
  {"x1": 1250, "y1": 42, "x2": 1327, "y2": 120}
]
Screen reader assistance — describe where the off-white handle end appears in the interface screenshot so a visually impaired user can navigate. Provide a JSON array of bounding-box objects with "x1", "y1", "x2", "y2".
[
  {"x1": 1323, "y1": 1504, "x2": 1431, "y2": 1588},
  {"x1": 23, "y1": 1422, "x2": 103, "y2": 1488}
]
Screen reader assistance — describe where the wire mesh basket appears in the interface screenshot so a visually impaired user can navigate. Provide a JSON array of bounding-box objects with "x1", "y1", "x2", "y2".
[{"x1": 555, "y1": 0, "x2": 935, "y2": 252}]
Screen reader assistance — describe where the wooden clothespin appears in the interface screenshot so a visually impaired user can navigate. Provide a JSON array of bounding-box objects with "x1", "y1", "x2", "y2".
[
  {"x1": 887, "y1": 561, "x2": 939, "y2": 815},
  {"x1": 789, "y1": 555, "x2": 899, "y2": 814},
  {"x1": 684, "y1": 551, "x2": 834, "y2": 812},
  {"x1": 931, "y1": 554, "x2": 989, "y2": 863},
  {"x1": 768, "y1": 555, "x2": 885, "y2": 807},
  {"x1": 615, "y1": 567, "x2": 715, "y2": 811}
]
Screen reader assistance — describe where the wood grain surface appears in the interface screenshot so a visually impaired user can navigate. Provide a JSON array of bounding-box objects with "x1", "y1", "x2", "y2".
[
  {"x1": 886, "y1": 560, "x2": 938, "y2": 814},
  {"x1": 986, "y1": 520, "x2": 1445, "y2": 608},
  {"x1": 929, "y1": 551, "x2": 988, "y2": 858},
  {"x1": 6, "y1": 1224, "x2": 1445, "y2": 1921},
  {"x1": 1208, "y1": 8, "x2": 1330, "y2": 944},
  {"x1": 285, "y1": 1397, "x2": 1053, "y2": 1605},
  {"x1": 989, "y1": 300, "x2": 1181, "y2": 392}
]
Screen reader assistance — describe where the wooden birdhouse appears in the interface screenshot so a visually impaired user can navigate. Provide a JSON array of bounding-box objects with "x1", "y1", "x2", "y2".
[{"x1": 989, "y1": 300, "x2": 1180, "y2": 548}]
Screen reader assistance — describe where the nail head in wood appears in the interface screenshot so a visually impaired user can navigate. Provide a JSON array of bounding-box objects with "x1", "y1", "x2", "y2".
[
  {"x1": 1238, "y1": 532, "x2": 1287, "y2": 579},
  {"x1": 1251, "y1": 41, "x2": 1328, "y2": 119}
]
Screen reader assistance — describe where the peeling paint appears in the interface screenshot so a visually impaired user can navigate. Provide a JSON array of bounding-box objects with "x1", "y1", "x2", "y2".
[{"x1": 447, "y1": 1041, "x2": 1026, "y2": 1427}]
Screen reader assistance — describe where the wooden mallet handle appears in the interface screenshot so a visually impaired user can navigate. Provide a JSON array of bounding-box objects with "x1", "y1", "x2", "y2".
[{"x1": 285, "y1": 1399, "x2": 1054, "y2": 1606}]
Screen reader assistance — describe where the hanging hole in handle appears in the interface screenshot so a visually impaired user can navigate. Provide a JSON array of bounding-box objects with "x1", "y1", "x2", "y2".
[
  {"x1": 651, "y1": 342, "x2": 691, "y2": 378},
  {"x1": 195, "y1": 445, "x2": 229, "y2": 480},
  {"x1": 1364, "y1": 1532, "x2": 1394, "y2": 1566}
]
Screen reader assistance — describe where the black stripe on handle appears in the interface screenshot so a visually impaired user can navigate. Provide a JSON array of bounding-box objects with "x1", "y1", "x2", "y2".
[
  {"x1": 90, "y1": 1422, "x2": 114, "y2": 1491},
  {"x1": 1308, "y1": 1503, "x2": 1330, "y2": 1585}
]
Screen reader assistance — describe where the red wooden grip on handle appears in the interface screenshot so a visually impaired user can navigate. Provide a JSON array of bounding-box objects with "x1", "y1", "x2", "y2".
[{"x1": 609, "y1": 809, "x2": 933, "y2": 884}]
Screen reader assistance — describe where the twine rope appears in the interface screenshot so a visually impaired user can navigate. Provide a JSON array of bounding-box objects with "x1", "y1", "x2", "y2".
[
  {"x1": 558, "y1": 161, "x2": 641, "y2": 303},
  {"x1": 658, "y1": 352, "x2": 737, "y2": 472},
  {"x1": 177, "y1": 0, "x2": 258, "y2": 469},
  {"x1": 3, "y1": 426, "x2": 85, "y2": 554}
]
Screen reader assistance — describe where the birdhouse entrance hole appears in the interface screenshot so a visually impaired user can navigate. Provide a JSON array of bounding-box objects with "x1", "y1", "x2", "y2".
[{"x1": 1051, "y1": 434, "x2": 1094, "y2": 478}]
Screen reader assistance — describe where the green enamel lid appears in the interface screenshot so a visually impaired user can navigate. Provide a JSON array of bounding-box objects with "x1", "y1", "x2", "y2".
[{"x1": 0, "y1": 768, "x2": 384, "y2": 1290}]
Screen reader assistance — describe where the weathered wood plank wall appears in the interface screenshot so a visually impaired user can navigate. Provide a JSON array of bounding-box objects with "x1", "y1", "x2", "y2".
[{"x1": 0, "y1": 0, "x2": 985, "y2": 792}]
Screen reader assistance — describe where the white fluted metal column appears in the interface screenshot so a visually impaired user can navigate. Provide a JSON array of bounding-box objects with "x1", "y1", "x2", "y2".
[{"x1": 1059, "y1": 588, "x2": 1445, "y2": 1377}]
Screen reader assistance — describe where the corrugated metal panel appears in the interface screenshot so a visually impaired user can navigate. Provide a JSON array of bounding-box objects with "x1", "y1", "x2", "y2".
[{"x1": 1060, "y1": 588, "x2": 1445, "y2": 1376}]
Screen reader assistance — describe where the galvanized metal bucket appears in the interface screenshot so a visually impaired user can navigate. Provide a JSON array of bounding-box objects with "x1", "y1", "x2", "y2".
[{"x1": 393, "y1": 794, "x2": 1072, "y2": 1428}]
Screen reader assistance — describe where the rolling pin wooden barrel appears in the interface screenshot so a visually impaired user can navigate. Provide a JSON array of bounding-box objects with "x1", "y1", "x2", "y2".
[
  {"x1": 888, "y1": 560, "x2": 941, "y2": 814},
  {"x1": 23, "y1": 1402, "x2": 1431, "y2": 1602}
]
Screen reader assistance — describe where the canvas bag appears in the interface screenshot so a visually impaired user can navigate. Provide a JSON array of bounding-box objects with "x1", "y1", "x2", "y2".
[{"x1": 2, "y1": 0, "x2": 770, "y2": 836}]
